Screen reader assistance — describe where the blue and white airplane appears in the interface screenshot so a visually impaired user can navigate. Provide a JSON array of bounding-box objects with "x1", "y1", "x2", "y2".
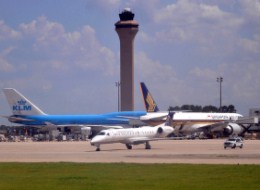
[
  {"x1": 139, "y1": 82, "x2": 245, "y2": 137},
  {"x1": 2, "y1": 88, "x2": 147, "y2": 136}
]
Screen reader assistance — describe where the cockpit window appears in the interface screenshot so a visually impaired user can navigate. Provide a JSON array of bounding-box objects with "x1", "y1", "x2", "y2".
[{"x1": 97, "y1": 132, "x2": 106, "y2": 136}]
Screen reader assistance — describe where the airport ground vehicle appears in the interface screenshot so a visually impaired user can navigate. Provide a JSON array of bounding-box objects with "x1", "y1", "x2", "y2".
[{"x1": 224, "y1": 137, "x2": 243, "y2": 149}]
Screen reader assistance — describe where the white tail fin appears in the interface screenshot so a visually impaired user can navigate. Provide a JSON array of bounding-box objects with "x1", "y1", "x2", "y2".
[{"x1": 3, "y1": 88, "x2": 46, "y2": 115}]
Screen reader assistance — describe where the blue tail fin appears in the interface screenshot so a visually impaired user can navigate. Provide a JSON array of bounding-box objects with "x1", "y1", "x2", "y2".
[{"x1": 140, "y1": 82, "x2": 159, "y2": 112}]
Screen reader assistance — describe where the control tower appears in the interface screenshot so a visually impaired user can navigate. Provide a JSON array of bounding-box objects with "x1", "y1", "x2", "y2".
[{"x1": 115, "y1": 8, "x2": 139, "y2": 111}]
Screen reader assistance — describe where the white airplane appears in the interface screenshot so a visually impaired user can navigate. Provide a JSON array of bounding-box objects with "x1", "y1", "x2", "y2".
[
  {"x1": 140, "y1": 82, "x2": 246, "y2": 137},
  {"x1": 90, "y1": 112, "x2": 174, "y2": 151}
]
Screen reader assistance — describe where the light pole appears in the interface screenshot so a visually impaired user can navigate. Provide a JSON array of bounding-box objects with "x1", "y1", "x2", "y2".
[
  {"x1": 217, "y1": 77, "x2": 223, "y2": 112},
  {"x1": 115, "y1": 81, "x2": 121, "y2": 111}
]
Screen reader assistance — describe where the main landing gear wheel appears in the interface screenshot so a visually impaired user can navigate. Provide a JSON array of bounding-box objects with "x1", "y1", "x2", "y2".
[
  {"x1": 96, "y1": 147, "x2": 100, "y2": 151},
  {"x1": 126, "y1": 144, "x2": 132, "y2": 150},
  {"x1": 145, "y1": 142, "x2": 151, "y2": 150}
]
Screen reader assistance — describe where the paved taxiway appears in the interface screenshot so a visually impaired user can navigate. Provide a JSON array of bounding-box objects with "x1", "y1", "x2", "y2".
[{"x1": 0, "y1": 140, "x2": 260, "y2": 164}]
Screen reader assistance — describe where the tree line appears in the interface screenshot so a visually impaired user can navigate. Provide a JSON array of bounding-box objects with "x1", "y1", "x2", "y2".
[{"x1": 169, "y1": 104, "x2": 236, "y2": 113}]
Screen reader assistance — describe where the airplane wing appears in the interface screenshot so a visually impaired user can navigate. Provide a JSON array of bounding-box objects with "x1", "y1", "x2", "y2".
[
  {"x1": 108, "y1": 116, "x2": 147, "y2": 126},
  {"x1": 45, "y1": 122, "x2": 123, "y2": 129},
  {"x1": 44, "y1": 122, "x2": 124, "y2": 137},
  {"x1": 140, "y1": 112, "x2": 168, "y2": 122},
  {"x1": 193, "y1": 121, "x2": 228, "y2": 132},
  {"x1": 80, "y1": 125, "x2": 124, "y2": 134}
]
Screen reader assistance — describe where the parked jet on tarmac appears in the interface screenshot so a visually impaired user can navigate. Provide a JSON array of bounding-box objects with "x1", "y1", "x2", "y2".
[
  {"x1": 139, "y1": 82, "x2": 246, "y2": 137},
  {"x1": 2, "y1": 88, "x2": 147, "y2": 136},
  {"x1": 90, "y1": 112, "x2": 174, "y2": 151}
]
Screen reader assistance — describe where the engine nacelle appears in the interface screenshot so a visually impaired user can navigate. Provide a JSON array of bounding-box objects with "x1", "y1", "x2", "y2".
[
  {"x1": 157, "y1": 127, "x2": 163, "y2": 134},
  {"x1": 156, "y1": 126, "x2": 174, "y2": 137},
  {"x1": 223, "y1": 123, "x2": 244, "y2": 136}
]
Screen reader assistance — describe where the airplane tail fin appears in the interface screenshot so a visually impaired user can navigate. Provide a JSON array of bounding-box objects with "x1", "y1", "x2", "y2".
[
  {"x1": 3, "y1": 88, "x2": 46, "y2": 116},
  {"x1": 140, "y1": 82, "x2": 159, "y2": 112}
]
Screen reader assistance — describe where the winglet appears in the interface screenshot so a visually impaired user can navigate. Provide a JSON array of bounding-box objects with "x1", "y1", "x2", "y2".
[
  {"x1": 140, "y1": 82, "x2": 159, "y2": 112},
  {"x1": 3, "y1": 88, "x2": 46, "y2": 116}
]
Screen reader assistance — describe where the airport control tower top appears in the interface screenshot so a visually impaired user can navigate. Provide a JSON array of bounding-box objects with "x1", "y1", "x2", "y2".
[{"x1": 115, "y1": 8, "x2": 139, "y2": 28}]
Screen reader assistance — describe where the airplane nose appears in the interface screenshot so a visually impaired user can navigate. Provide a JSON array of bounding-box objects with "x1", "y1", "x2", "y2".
[{"x1": 90, "y1": 137, "x2": 99, "y2": 145}]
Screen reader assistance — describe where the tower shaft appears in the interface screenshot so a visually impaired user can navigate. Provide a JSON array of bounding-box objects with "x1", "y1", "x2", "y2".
[{"x1": 115, "y1": 9, "x2": 139, "y2": 111}]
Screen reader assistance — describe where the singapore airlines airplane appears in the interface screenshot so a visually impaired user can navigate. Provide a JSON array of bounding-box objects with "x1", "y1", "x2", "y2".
[
  {"x1": 90, "y1": 112, "x2": 174, "y2": 151},
  {"x1": 2, "y1": 88, "x2": 147, "y2": 136},
  {"x1": 140, "y1": 82, "x2": 246, "y2": 137}
]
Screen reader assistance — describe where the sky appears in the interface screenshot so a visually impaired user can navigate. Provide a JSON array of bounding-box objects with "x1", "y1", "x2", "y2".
[{"x1": 0, "y1": 0, "x2": 260, "y2": 125}]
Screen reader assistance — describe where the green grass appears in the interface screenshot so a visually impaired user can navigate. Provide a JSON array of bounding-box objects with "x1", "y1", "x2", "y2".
[{"x1": 0, "y1": 163, "x2": 260, "y2": 190}]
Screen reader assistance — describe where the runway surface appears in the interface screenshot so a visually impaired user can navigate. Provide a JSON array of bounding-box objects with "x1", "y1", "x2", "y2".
[{"x1": 0, "y1": 139, "x2": 260, "y2": 164}]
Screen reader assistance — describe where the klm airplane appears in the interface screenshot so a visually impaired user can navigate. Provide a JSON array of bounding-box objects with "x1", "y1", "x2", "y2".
[{"x1": 3, "y1": 88, "x2": 146, "y2": 136}]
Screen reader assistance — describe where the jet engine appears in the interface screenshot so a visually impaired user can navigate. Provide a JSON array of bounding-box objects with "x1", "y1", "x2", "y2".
[
  {"x1": 157, "y1": 127, "x2": 163, "y2": 134},
  {"x1": 156, "y1": 126, "x2": 174, "y2": 137},
  {"x1": 223, "y1": 123, "x2": 245, "y2": 136}
]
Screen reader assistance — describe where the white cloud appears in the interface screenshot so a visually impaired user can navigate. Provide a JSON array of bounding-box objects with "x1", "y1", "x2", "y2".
[
  {"x1": 0, "y1": 47, "x2": 16, "y2": 72},
  {"x1": 239, "y1": 36, "x2": 260, "y2": 54},
  {"x1": 189, "y1": 67, "x2": 217, "y2": 80},
  {"x1": 17, "y1": 16, "x2": 117, "y2": 76},
  {"x1": 154, "y1": 0, "x2": 243, "y2": 46},
  {"x1": 0, "y1": 57, "x2": 15, "y2": 72},
  {"x1": 0, "y1": 16, "x2": 119, "y2": 117},
  {"x1": 136, "y1": 51, "x2": 179, "y2": 81},
  {"x1": 0, "y1": 20, "x2": 21, "y2": 41},
  {"x1": 241, "y1": 0, "x2": 260, "y2": 19},
  {"x1": 135, "y1": 52, "x2": 196, "y2": 108}
]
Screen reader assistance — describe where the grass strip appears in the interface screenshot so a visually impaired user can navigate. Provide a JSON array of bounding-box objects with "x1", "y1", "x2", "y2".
[{"x1": 0, "y1": 163, "x2": 259, "y2": 190}]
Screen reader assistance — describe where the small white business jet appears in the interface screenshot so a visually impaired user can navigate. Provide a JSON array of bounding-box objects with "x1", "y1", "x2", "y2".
[{"x1": 90, "y1": 112, "x2": 174, "y2": 151}]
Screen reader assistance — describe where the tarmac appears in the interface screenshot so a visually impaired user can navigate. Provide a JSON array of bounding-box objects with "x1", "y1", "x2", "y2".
[{"x1": 0, "y1": 139, "x2": 260, "y2": 164}]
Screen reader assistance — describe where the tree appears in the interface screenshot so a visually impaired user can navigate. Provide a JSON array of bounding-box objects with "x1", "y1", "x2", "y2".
[
  {"x1": 227, "y1": 105, "x2": 236, "y2": 113},
  {"x1": 202, "y1": 105, "x2": 218, "y2": 112},
  {"x1": 169, "y1": 104, "x2": 236, "y2": 113}
]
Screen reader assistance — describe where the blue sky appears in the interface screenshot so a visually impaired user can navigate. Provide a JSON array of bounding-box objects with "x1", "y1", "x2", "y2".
[{"x1": 0, "y1": 0, "x2": 260, "y2": 125}]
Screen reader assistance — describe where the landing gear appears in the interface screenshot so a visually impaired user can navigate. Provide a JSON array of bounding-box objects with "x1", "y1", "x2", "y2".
[
  {"x1": 145, "y1": 142, "x2": 151, "y2": 150},
  {"x1": 96, "y1": 145, "x2": 100, "y2": 151},
  {"x1": 126, "y1": 144, "x2": 132, "y2": 150}
]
